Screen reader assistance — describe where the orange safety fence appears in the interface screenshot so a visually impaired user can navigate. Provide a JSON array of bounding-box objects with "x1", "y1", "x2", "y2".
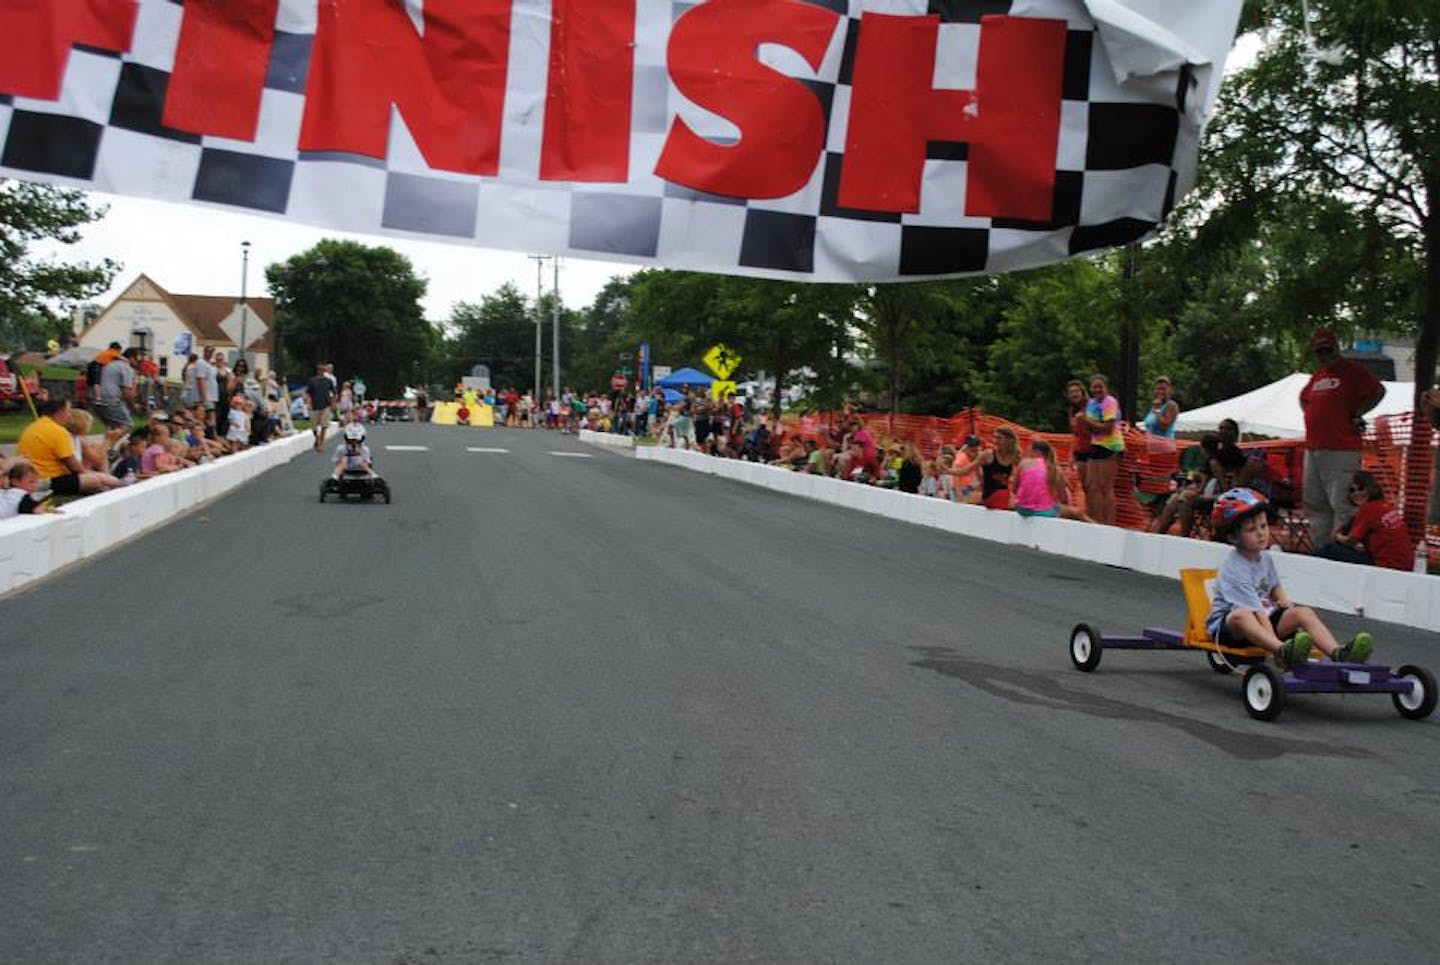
[{"x1": 779, "y1": 408, "x2": 1438, "y2": 566}]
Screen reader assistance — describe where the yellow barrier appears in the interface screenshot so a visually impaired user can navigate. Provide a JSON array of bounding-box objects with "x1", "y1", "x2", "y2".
[{"x1": 430, "y1": 402, "x2": 494, "y2": 427}]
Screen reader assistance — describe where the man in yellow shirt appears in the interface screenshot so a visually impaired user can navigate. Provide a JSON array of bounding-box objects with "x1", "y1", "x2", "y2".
[{"x1": 17, "y1": 398, "x2": 122, "y2": 496}]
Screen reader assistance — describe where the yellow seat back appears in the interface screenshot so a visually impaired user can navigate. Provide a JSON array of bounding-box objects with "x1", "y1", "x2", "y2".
[{"x1": 1180, "y1": 568, "x2": 1218, "y2": 645}]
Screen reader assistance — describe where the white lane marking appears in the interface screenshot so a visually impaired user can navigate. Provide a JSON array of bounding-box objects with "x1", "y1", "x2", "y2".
[
  {"x1": 385, "y1": 445, "x2": 430, "y2": 451},
  {"x1": 468, "y1": 447, "x2": 510, "y2": 453},
  {"x1": 548, "y1": 451, "x2": 593, "y2": 458}
]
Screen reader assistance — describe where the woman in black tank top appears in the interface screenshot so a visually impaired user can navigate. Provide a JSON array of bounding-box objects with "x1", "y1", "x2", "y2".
[{"x1": 980, "y1": 427, "x2": 1019, "y2": 509}]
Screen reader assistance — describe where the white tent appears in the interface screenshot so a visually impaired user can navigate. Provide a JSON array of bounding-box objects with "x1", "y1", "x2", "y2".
[{"x1": 1171, "y1": 373, "x2": 1415, "y2": 439}]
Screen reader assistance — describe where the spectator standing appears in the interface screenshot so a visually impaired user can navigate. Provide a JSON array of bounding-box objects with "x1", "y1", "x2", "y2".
[
  {"x1": 94, "y1": 347, "x2": 139, "y2": 442},
  {"x1": 414, "y1": 385, "x2": 430, "y2": 424},
  {"x1": 1143, "y1": 376, "x2": 1179, "y2": 440},
  {"x1": 194, "y1": 347, "x2": 219, "y2": 431},
  {"x1": 1082, "y1": 374, "x2": 1125, "y2": 525},
  {"x1": 211, "y1": 350, "x2": 232, "y2": 438},
  {"x1": 694, "y1": 396, "x2": 713, "y2": 451},
  {"x1": 1065, "y1": 380, "x2": 1091, "y2": 495},
  {"x1": 337, "y1": 381, "x2": 356, "y2": 422},
  {"x1": 180, "y1": 353, "x2": 199, "y2": 408},
  {"x1": 305, "y1": 363, "x2": 337, "y2": 451},
  {"x1": 137, "y1": 350, "x2": 160, "y2": 409},
  {"x1": 1299, "y1": 329, "x2": 1383, "y2": 549},
  {"x1": 668, "y1": 403, "x2": 696, "y2": 450}
]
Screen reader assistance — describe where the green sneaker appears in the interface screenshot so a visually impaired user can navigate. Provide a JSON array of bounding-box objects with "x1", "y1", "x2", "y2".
[
  {"x1": 1334, "y1": 631, "x2": 1374, "y2": 664},
  {"x1": 1279, "y1": 632, "x2": 1313, "y2": 670}
]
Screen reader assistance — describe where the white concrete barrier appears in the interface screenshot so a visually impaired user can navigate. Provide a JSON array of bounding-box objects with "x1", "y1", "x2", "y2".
[
  {"x1": 635, "y1": 445, "x2": 1440, "y2": 633},
  {"x1": 0, "y1": 430, "x2": 317, "y2": 597},
  {"x1": 578, "y1": 429, "x2": 636, "y2": 449}
]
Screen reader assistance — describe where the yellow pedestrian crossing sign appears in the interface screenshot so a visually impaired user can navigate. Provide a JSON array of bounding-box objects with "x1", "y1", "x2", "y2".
[
  {"x1": 703, "y1": 343, "x2": 741, "y2": 380},
  {"x1": 710, "y1": 380, "x2": 737, "y2": 402}
]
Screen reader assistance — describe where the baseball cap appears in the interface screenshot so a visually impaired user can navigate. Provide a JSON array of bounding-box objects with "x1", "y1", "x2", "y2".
[
  {"x1": 1310, "y1": 329, "x2": 1340, "y2": 352},
  {"x1": 963, "y1": 435, "x2": 982, "y2": 448}
]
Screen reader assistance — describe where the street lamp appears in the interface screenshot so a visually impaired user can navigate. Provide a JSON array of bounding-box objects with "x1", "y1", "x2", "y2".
[
  {"x1": 528, "y1": 254, "x2": 549, "y2": 402},
  {"x1": 239, "y1": 240, "x2": 251, "y2": 368},
  {"x1": 551, "y1": 257, "x2": 561, "y2": 399}
]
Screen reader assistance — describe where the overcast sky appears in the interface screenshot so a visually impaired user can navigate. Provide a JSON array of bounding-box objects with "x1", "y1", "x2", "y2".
[{"x1": 35, "y1": 191, "x2": 634, "y2": 325}]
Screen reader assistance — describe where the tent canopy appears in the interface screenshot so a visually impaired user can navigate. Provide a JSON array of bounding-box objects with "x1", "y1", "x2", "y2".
[
  {"x1": 46, "y1": 345, "x2": 100, "y2": 368},
  {"x1": 1172, "y1": 373, "x2": 1415, "y2": 439},
  {"x1": 656, "y1": 367, "x2": 713, "y2": 388}
]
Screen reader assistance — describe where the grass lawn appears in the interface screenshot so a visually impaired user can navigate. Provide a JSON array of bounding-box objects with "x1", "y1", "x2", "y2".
[{"x1": 0, "y1": 410, "x2": 38, "y2": 445}]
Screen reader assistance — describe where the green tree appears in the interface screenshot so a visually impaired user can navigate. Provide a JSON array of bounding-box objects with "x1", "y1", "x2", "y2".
[
  {"x1": 973, "y1": 259, "x2": 1134, "y2": 429},
  {"x1": 0, "y1": 179, "x2": 117, "y2": 349},
  {"x1": 444, "y1": 283, "x2": 538, "y2": 391},
  {"x1": 724, "y1": 279, "x2": 855, "y2": 419},
  {"x1": 265, "y1": 239, "x2": 437, "y2": 396},
  {"x1": 1202, "y1": 0, "x2": 1438, "y2": 411}
]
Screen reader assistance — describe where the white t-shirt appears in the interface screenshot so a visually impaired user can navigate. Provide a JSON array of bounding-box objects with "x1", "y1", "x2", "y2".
[
  {"x1": 0, "y1": 488, "x2": 34, "y2": 518},
  {"x1": 227, "y1": 408, "x2": 250, "y2": 441}
]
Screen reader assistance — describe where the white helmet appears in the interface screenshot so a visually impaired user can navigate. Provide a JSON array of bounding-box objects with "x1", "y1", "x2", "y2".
[{"x1": 342, "y1": 423, "x2": 366, "y2": 443}]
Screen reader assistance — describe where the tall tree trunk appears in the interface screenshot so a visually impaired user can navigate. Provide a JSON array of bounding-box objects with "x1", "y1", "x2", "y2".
[{"x1": 1403, "y1": 185, "x2": 1437, "y2": 543}]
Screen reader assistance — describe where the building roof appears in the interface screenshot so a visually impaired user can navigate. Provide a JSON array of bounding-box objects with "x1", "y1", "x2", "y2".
[
  {"x1": 168, "y1": 293, "x2": 275, "y2": 352},
  {"x1": 81, "y1": 274, "x2": 276, "y2": 354}
]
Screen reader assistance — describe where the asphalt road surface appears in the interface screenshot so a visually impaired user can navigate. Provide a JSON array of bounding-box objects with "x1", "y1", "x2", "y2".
[{"x1": 3, "y1": 424, "x2": 1438, "y2": 963}]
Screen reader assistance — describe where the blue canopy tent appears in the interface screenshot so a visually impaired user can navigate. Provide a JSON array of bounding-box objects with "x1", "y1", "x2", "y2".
[
  {"x1": 656, "y1": 367, "x2": 713, "y2": 388},
  {"x1": 661, "y1": 388, "x2": 683, "y2": 404}
]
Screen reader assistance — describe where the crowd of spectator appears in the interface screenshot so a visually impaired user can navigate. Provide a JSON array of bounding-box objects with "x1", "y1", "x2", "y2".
[
  {"x1": 9, "y1": 330, "x2": 1432, "y2": 577},
  {"x1": 1, "y1": 342, "x2": 305, "y2": 522},
  {"x1": 600, "y1": 327, "x2": 1431, "y2": 574}
]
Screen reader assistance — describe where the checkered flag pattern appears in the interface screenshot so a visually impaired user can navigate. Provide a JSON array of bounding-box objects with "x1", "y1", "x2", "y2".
[{"x1": 0, "y1": 0, "x2": 1238, "y2": 283}]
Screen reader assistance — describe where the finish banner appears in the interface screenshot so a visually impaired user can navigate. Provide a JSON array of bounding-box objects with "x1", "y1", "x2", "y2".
[{"x1": 0, "y1": 0, "x2": 1242, "y2": 282}]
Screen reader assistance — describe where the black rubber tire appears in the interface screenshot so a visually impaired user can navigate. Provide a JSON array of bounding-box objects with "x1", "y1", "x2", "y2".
[
  {"x1": 1392, "y1": 665, "x2": 1437, "y2": 720},
  {"x1": 1206, "y1": 649, "x2": 1235, "y2": 674},
  {"x1": 1069, "y1": 623, "x2": 1103, "y2": 672},
  {"x1": 1243, "y1": 664, "x2": 1286, "y2": 721}
]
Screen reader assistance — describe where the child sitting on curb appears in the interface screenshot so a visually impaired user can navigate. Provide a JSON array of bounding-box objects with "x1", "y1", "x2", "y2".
[
  {"x1": 0, "y1": 458, "x2": 57, "y2": 517},
  {"x1": 1206, "y1": 487, "x2": 1373, "y2": 668}
]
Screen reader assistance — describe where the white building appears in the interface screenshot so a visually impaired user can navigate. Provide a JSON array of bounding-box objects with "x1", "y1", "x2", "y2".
[{"x1": 77, "y1": 274, "x2": 276, "y2": 379}]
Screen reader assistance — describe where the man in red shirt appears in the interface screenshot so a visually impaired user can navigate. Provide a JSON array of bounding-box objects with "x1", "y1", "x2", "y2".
[{"x1": 1298, "y1": 329, "x2": 1384, "y2": 549}]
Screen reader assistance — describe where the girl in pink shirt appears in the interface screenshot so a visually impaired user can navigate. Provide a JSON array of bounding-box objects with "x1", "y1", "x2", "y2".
[{"x1": 1012, "y1": 439, "x2": 1093, "y2": 522}]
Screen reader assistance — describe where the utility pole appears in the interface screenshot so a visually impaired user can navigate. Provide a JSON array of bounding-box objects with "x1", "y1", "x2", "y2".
[
  {"x1": 527, "y1": 254, "x2": 549, "y2": 402},
  {"x1": 551, "y1": 257, "x2": 561, "y2": 399}
]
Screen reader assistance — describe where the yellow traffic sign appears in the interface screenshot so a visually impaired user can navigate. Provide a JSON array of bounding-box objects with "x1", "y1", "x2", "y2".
[
  {"x1": 702, "y1": 343, "x2": 742, "y2": 380},
  {"x1": 710, "y1": 379, "x2": 737, "y2": 402}
]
